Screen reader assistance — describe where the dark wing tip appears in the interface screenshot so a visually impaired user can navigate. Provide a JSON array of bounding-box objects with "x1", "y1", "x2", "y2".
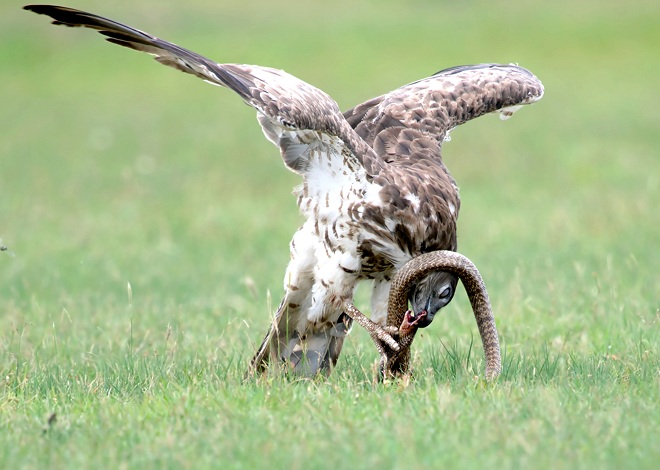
[
  {"x1": 23, "y1": 4, "x2": 44, "y2": 12},
  {"x1": 24, "y1": 5, "x2": 83, "y2": 26},
  {"x1": 25, "y1": 4, "x2": 159, "y2": 49}
]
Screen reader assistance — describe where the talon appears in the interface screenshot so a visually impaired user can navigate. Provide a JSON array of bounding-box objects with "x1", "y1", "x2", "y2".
[
  {"x1": 378, "y1": 330, "x2": 400, "y2": 351},
  {"x1": 383, "y1": 325, "x2": 400, "y2": 335}
]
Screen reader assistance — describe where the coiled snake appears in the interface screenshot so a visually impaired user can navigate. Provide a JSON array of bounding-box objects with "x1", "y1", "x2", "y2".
[{"x1": 380, "y1": 251, "x2": 501, "y2": 380}]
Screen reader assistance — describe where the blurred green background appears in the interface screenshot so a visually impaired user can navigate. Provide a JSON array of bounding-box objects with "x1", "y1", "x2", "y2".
[
  {"x1": 2, "y1": 0, "x2": 657, "y2": 350},
  {"x1": 1, "y1": 0, "x2": 659, "y2": 467}
]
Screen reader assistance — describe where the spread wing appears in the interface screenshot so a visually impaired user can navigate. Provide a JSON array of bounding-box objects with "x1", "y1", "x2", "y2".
[
  {"x1": 24, "y1": 4, "x2": 382, "y2": 181},
  {"x1": 344, "y1": 63, "x2": 544, "y2": 164},
  {"x1": 343, "y1": 64, "x2": 544, "y2": 259},
  {"x1": 27, "y1": 5, "x2": 544, "y2": 214}
]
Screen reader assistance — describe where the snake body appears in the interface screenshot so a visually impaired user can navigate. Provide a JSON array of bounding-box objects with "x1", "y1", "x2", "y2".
[{"x1": 381, "y1": 251, "x2": 501, "y2": 380}]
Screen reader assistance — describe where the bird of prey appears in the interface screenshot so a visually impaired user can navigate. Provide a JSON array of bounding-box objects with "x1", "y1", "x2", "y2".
[{"x1": 25, "y1": 5, "x2": 544, "y2": 376}]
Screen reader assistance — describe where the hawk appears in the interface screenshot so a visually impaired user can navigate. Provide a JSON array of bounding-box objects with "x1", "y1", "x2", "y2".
[{"x1": 26, "y1": 5, "x2": 544, "y2": 376}]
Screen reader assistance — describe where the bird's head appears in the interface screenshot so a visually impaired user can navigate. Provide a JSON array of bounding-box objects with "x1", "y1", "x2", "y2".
[{"x1": 407, "y1": 271, "x2": 458, "y2": 328}]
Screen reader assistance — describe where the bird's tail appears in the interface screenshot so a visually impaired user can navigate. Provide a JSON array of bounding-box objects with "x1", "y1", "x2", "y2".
[{"x1": 247, "y1": 302, "x2": 352, "y2": 378}]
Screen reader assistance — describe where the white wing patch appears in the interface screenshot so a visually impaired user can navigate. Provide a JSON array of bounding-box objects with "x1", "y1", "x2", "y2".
[
  {"x1": 404, "y1": 193, "x2": 421, "y2": 211},
  {"x1": 498, "y1": 105, "x2": 523, "y2": 120}
]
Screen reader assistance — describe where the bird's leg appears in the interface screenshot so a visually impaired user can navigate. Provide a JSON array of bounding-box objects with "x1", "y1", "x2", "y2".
[{"x1": 342, "y1": 302, "x2": 400, "y2": 354}]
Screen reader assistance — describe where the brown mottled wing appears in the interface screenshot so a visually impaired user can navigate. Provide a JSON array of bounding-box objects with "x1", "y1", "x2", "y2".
[
  {"x1": 25, "y1": 5, "x2": 381, "y2": 177},
  {"x1": 346, "y1": 64, "x2": 543, "y2": 259},
  {"x1": 344, "y1": 63, "x2": 544, "y2": 164}
]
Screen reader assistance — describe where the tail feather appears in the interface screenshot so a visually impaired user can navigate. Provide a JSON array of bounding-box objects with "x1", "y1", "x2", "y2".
[
  {"x1": 247, "y1": 306, "x2": 352, "y2": 378},
  {"x1": 285, "y1": 313, "x2": 352, "y2": 376}
]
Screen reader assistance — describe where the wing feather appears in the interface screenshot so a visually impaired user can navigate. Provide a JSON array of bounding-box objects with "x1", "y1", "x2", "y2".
[
  {"x1": 344, "y1": 63, "x2": 544, "y2": 163},
  {"x1": 26, "y1": 5, "x2": 544, "y2": 207},
  {"x1": 25, "y1": 5, "x2": 380, "y2": 179},
  {"x1": 347, "y1": 64, "x2": 544, "y2": 258}
]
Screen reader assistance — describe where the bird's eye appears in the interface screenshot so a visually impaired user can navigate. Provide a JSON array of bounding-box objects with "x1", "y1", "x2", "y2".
[{"x1": 439, "y1": 287, "x2": 451, "y2": 299}]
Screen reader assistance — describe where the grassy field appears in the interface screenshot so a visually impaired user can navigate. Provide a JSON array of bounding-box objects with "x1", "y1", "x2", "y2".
[{"x1": 1, "y1": 0, "x2": 659, "y2": 468}]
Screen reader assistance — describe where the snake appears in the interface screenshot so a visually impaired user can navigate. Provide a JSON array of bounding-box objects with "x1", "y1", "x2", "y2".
[{"x1": 380, "y1": 251, "x2": 502, "y2": 380}]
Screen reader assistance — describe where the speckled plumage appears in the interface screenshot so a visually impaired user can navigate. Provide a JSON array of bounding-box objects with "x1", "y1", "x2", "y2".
[{"x1": 26, "y1": 5, "x2": 543, "y2": 378}]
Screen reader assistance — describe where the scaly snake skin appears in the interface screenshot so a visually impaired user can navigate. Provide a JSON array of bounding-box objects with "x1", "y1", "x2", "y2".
[{"x1": 381, "y1": 251, "x2": 501, "y2": 380}]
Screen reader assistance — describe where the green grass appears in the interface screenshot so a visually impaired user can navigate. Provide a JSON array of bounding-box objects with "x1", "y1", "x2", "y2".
[{"x1": 1, "y1": 0, "x2": 659, "y2": 468}]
